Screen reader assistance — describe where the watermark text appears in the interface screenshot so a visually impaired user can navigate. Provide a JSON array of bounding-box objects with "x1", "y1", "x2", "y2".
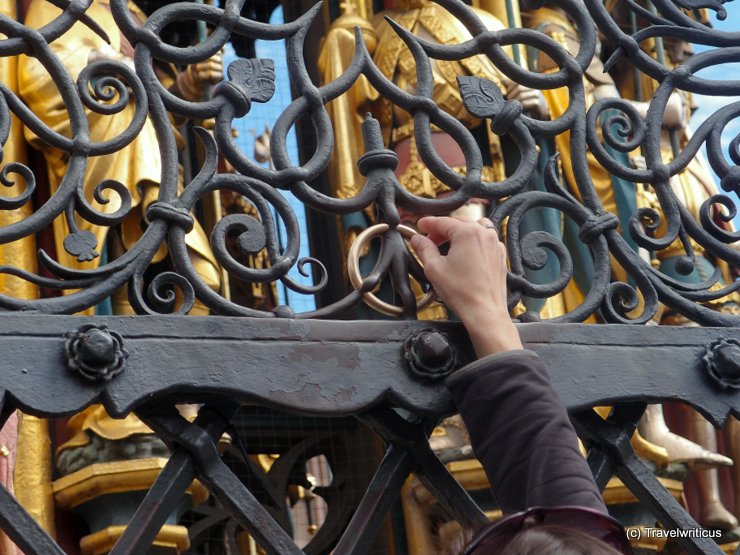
[{"x1": 626, "y1": 527, "x2": 722, "y2": 541}]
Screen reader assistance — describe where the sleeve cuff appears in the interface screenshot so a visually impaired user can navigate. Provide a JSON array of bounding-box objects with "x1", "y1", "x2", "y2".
[{"x1": 446, "y1": 349, "x2": 540, "y2": 389}]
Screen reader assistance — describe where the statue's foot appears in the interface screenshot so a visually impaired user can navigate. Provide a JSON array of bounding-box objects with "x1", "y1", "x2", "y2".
[
  {"x1": 718, "y1": 526, "x2": 740, "y2": 543},
  {"x1": 631, "y1": 430, "x2": 669, "y2": 466},
  {"x1": 646, "y1": 430, "x2": 733, "y2": 469},
  {"x1": 429, "y1": 416, "x2": 470, "y2": 455},
  {"x1": 700, "y1": 500, "x2": 739, "y2": 532}
]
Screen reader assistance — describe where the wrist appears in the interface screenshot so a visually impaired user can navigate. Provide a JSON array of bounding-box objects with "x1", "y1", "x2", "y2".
[{"x1": 458, "y1": 311, "x2": 523, "y2": 358}]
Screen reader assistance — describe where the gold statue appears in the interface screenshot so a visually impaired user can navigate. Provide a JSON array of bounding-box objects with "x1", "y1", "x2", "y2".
[
  {"x1": 320, "y1": 0, "x2": 547, "y2": 320},
  {"x1": 522, "y1": 4, "x2": 631, "y2": 293},
  {"x1": 20, "y1": 0, "x2": 221, "y2": 303},
  {"x1": 320, "y1": 0, "x2": 549, "y2": 214},
  {"x1": 605, "y1": 1, "x2": 740, "y2": 532},
  {"x1": 0, "y1": 1, "x2": 55, "y2": 537},
  {"x1": 520, "y1": 2, "x2": 733, "y2": 472},
  {"x1": 18, "y1": 0, "x2": 223, "y2": 479},
  {"x1": 0, "y1": 9, "x2": 39, "y2": 299}
]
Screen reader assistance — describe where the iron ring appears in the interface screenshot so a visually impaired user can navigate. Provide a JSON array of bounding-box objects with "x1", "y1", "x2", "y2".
[{"x1": 347, "y1": 223, "x2": 436, "y2": 317}]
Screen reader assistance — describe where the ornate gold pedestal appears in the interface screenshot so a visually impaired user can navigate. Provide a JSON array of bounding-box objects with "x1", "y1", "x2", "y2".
[
  {"x1": 53, "y1": 457, "x2": 208, "y2": 555},
  {"x1": 79, "y1": 525, "x2": 190, "y2": 555},
  {"x1": 603, "y1": 476, "x2": 682, "y2": 553}
]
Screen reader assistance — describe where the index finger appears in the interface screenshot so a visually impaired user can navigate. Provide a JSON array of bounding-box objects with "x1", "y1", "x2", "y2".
[{"x1": 417, "y1": 216, "x2": 471, "y2": 244}]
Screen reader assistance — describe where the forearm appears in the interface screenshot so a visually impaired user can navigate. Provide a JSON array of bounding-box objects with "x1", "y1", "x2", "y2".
[{"x1": 446, "y1": 350, "x2": 607, "y2": 515}]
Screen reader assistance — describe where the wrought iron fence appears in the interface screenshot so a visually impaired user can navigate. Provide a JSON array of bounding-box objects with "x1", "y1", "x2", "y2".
[{"x1": 0, "y1": 0, "x2": 738, "y2": 553}]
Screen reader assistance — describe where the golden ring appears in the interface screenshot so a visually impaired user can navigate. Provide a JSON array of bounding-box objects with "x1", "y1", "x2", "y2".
[{"x1": 347, "y1": 223, "x2": 436, "y2": 317}]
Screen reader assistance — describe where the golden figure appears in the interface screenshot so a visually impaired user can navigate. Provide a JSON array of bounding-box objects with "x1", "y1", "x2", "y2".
[
  {"x1": 0, "y1": 1, "x2": 55, "y2": 537},
  {"x1": 320, "y1": 0, "x2": 547, "y2": 321},
  {"x1": 368, "y1": 0, "x2": 509, "y2": 194},
  {"x1": 319, "y1": 0, "x2": 550, "y2": 215},
  {"x1": 522, "y1": 4, "x2": 630, "y2": 286},
  {"x1": 20, "y1": 0, "x2": 221, "y2": 302},
  {"x1": 518, "y1": 4, "x2": 616, "y2": 320},
  {"x1": 318, "y1": 2, "x2": 378, "y2": 207},
  {"x1": 605, "y1": 1, "x2": 740, "y2": 532},
  {"x1": 520, "y1": 2, "x2": 733, "y2": 473},
  {"x1": 18, "y1": 0, "x2": 223, "y2": 481}
]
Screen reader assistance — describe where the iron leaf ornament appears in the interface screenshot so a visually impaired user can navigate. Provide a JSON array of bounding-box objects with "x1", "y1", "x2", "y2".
[
  {"x1": 216, "y1": 58, "x2": 276, "y2": 117},
  {"x1": 456, "y1": 75, "x2": 505, "y2": 119},
  {"x1": 228, "y1": 58, "x2": 276, "y2": 103},
  {"x1": 458, "y1": 76, "x2": 524, "y2": 136},
  {"x1": 63, "y1": 230, "x2": 99, "y2": 262}
]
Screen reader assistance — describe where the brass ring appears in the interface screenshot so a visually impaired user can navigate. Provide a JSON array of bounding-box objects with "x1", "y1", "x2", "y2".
[{"x1": 347, "y1": 223, "x2": 436, "y2": 317}]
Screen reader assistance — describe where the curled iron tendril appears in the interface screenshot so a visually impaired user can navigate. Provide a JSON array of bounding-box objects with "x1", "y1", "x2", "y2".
[{"x1": 0, "y1": 163, "x2": 35, "y2": 209}]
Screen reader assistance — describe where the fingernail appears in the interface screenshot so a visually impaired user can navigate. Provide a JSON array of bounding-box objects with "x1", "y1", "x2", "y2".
[{"x1": 409, "y1": 235, "x2": 421, "y2": 249}]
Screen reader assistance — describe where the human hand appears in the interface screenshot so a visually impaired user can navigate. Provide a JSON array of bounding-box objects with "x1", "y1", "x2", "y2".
[
  {"x1": 409, "y1": 216, "x2": 523, "y2": 357},
  {"x1": 629, "y1": 155, "x2": 647, "y2": 171},
  {"x1": 88, "y1": 44, "x2": 135, "y2": 72},
  {"x1": 505, "y1": 81, "x2": 549, "y2": 120},
  {"x1": 177, "y1": 53, "x2": 224, "y2": 100}
]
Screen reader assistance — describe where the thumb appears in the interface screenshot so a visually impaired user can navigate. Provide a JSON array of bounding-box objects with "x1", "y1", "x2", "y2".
[{"x1": 410, "y1": 234, "x2": 442, "y2": 266}]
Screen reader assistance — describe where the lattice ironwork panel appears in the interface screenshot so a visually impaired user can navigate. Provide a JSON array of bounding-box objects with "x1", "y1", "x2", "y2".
[{"x1": 0, "y1": 318, "x2": 736, "y2": 554}]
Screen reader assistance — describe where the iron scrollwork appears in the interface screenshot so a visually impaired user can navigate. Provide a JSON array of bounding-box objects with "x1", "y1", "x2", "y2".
[
  {"x1": 0, "y1": 0, "x2": 735, "y2": 323},
  {"x1": 0, "y1": 0, "x2": 738, "y2": 554}
]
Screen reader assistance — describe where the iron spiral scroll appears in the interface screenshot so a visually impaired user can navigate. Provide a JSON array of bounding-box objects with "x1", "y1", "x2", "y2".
[{"x1": 0, "y1": 0, "x2": 733, "y2": 323}]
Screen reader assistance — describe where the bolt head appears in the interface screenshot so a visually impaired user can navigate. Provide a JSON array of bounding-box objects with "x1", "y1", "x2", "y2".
[
  {"x1": 65, "y1": 324, "x2": 128, "y2": 382},
  {"x1": 703, "y1": 338, "x2": 740, "y2": 390},
  {"x1": 417, "y1": 332, "x2": 452, "y2": 366},
  {"x1": 78, "y1": 329, "x2": 118, "y2": 364},
  {"x1": 715, "y1": 344, "x2": 740, "y2": 380},
  {"x1": 404, "y1": 329, "x2": 457, "y2": 381}
]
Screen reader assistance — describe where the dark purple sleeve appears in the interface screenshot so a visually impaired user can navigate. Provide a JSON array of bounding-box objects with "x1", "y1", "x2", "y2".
[{"x1": 445, "y1": 349, "x2": 607, "y2": 515}]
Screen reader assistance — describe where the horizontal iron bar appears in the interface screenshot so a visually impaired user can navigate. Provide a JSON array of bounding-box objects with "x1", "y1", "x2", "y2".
[{"x1": 0, "y1": 315, "x2": 736, "y2": 425}]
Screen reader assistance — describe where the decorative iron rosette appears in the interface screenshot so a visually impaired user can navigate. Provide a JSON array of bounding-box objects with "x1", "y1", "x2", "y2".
[
  {"x1": 702, "y1": 337, "x2": 740, "y2": 390},
  {"x1": 64, "y1": 324, "x2": 129, "y2": 382},
  {"x1": 404, "y1": 329, "x2": 458, "y2": 381}
]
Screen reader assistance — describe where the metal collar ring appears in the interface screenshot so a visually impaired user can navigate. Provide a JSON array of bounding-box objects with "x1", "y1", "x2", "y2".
[{"x1": 347, "y1": 223, "x2": 437, "y2": 317}]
